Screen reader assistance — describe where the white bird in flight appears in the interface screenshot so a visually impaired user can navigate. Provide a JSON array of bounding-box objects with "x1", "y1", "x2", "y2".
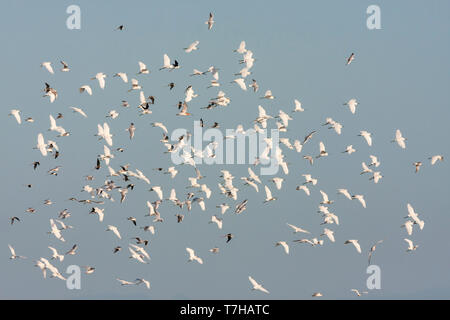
[
  {"x1": 186, "y1": 248, "x2": 203, "y2": 264},
  {"x1": 248, "y1": 276, "x2": 269, "y2": 294}
]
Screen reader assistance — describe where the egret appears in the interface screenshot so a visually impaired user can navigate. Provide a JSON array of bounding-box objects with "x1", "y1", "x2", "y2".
[{"x1": 344, "y1": 99, "x2": 358, "y2": 114}]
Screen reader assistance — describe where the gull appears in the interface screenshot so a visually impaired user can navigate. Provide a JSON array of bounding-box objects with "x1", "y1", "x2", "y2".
[
  {"x1": 193, "y1": 197, "x2": 206, "y2": 211},
  {"x1": 255, "y1": 105, "x2": 272, "y2": 128},
  {"x1": 404, "y1": 238, "x2": 418, "y2": 252},
  {"x1": 113, "y1": 72, "x2": 128, "y2": 83},
  {"x1": 241, "y1": 177, "x2": 259, "y2": 192},
  {"x1": 205, "y1": 12, "x2": 214, "y2": 30},
  {"x1": 264, "y1": 185, "x2": 277, "y2": 203},
  {"x1": 35, "y1": 260, "x2": 47, "y2": 278},
  {"x1": 191, "y1": 69, "x2": 206, "y2": 76},
  {"x1": 321, "y1": 228, "x2": 335, "y2": 242},
  {"x1": 106, "y1": 225, "x2": 121, "y2": 239},
  {"x1": 90, "y1": 207, "x2": 104, "y2": 222},
  {"x1": 414, "y1": 162, "x2": 422, "y2": 173},
  {"x1": 117, "y1": 278, "x2": 137, "y2": 286},
  {"x1": 149, "y1": 186, "x2": 163, "y2": 200},
  {"x1": 312, "y1": 292, "x2": 323, "y2": 297},
  {"x1": 361, "y1": 162, "x2": 373, "y2": 175},
  {"x1": 65, "y1": 244, "x2": 78, "y2": 256},
  {"x1": 402, "y1": 220, "x2": 414, "y2": 236},
  {"x1": 343, "y1": 145, "x2": 356, "y2": 154},
  {"x1": 60, "y1": 61, "x2": 70, "y2": 72},
  {"x1": 115, "y1": 25, "x2": 124, "y2": 30},
  {"x1": 186, "y1": 248, "x2": 203, "y2": 264},
  {"x1": 358, "y1": 131, "x2": 372, "y2": 146},
  {"x1": 337, "y1": 188, "x2": 352, "y2": 200},
  {"x1": 278, "y1": 110, "x2": 293, "y2": 127},
  {"x1": 292, "y1": 99, "x2": 305, "y2": 112},
  {"x1": 135, "y1": 278, "x2": 151, "y2": 289},
  {"x1": 346, "y1": 53, "x2": 355, "y2": 65},
  {"x1": 248, "y1": 168, "x2": 261, "y2": 184},
  {"x1": 152, "y1": 122, "x2": 168, "y2": 134},
  {"x1": 320, "y1": 190, "x2": 334, "y2": 204},
  {"x1": 429, "y1": 155, "x2": 444, "y2": 165},
  {"x1": 392, "y1": 129, "x2": 407, "y2": 149},
  {"x1": 369, "y1": 155, "x2": 380, "y2": 167},
  {"x1": 41, "y1": 258, "x2": 65, "y2": 280},
  {"x1": 210, "y1": 248, "x2": 220, "y2": 254},
  {"x1": 177, "y1": 101, "x2": 191, "y2": 116},
  {"x1": 232, "y1": 78, "x2": 247, "y2": 91},
  {"x1": 368, "y1": 240, "x2": 383, "y2": 265},
  {"x1": 330, "y1": 121, "x2": 343, "y2": 135},
  {"x1": 248, "y1": 276, "x2": 269, "y2": 294},
  {"x1": 184, "y1": 40, "x2": 199, "y2": 53},
  {"x1": 303, "y1": 155, "x2": 314, "y2": 166},
  {"x1": 352, "y1": 194, "x2": 366, "y2": 208},
  {"x1": 270, "y1": 177, "x2": 284, "y2": 190},
  {"x1": 165, "y1": 166, "x2": 178, "y2": 178},
  {"x1": 130, "y1": 244, "x2": 150, "y2": 260},
  {"x1": 107, "y1": 110, "x2": 119, "y2": 119},
  {"x1": 10, "y1": 217, "x2": 20, "y2": 225},
  {"x1": 234, "y1": 41, "x2": 247, "y2": 54},
  {"x1": 79, "y1": 85, "x2": 93, "y2": 95},
  {"x1": 275, "y1": 241, "x2": 289, "y2": 254},
  {"x1": 225, "y1": 233, "x2": 234, "y2": 243},
  {"x1": 141, "y1": 225, "x2": 155, "y2": 234},
  {"x1": 217, "y1": 203, "x2": 230, "y2": 215},
  {"x1": 286, "y1": 223, "x2": 310, "y2": 234},
  {"x1": 82, "y1": 266, "x2": 95, "y2": 274},
  {"x1": 249, "y1": 79, "x2": 259, "y2": 92},
  {"x1": 43, "y1": 83, "x2": 58, "y2": 102},
  {"x1": 344, "y1": 240, "x2": 362, "y2": 254},
  {"x1": 48, "y1": 247, "x2": 64, "y2": 262},
  {"x1": 316, "y1": 141, "x2": 328, "y2": 158},
  {"x1": 370, "y1": 171, "x2": 383, "y2": 184},
  {"x1": 235, "y1": 66, "x2": 251, "y2": 78},
  {"x1": 129, "y1": 79, "x2": 141, "y2": 92},
  {"x1": 8, "y1": 245, "x2": 26, "y2": 259},
  {"x1": 209, "y1": 215, "x2": 223, "y2": 229},
  {"x1": 344, "y1": 99, "x2": 358, "y2": 114},
  {"x1": 91, "y1": 72, "x2": 106, "y2": 89},
  {"x1": 127, "y1": 216, "x2": 136, "y2": 226},
  {"x1": 128, "y1": 247, "x2": 147, "y2": 264},
  {"x1": 406, "y1": 203, "x2": 425, "y2": 230},
  {"x1": 160, "y1": 54, "x2": 179, "y2": 70},
  {"x1": 261, "y1": 90, "x2": 274, "y2": 100},
  {"x1": 48, "y1": 219, "x2": 65, "y2": 242},
  {"x1": 126, "y1": 123, "x2": 135, "y2": 139},
  {"x1": 9, "y1": 109, "x2": 21, "y2": 124},
  {"x1": 293, "y1": 140, "x2": 303, "y2": 152},
  {"x1": 41, "y1": 62, "x2": 54, "y2": 74},
  {"x1": 302, "y1": 174, "x2": 317, "y2": 185},
  {"x1": 70, "y1": 107, "x2": 88, "y2": 118},
  {"x1": 302, "y1": 131, "x2": 316, "y2": 145},
  {"x1": 138, "y1": 61, "x2": 149, "y2": 74},
  {"x1": 351, "y1": 289, "x2": 368, "y2": 297},
  {"x1": 184, "y1": 85, "x2": 198, "y2": 102}
]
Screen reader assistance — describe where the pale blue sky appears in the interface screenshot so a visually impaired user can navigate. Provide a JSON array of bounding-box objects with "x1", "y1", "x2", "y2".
[{"x1": 1, "y1": 0, "x2": 449, "y2": 299}]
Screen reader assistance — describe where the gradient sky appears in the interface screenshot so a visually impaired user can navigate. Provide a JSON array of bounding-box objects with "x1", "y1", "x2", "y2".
[{"x1": 1, "y1": 0, "x2": 449, "y2": 299}]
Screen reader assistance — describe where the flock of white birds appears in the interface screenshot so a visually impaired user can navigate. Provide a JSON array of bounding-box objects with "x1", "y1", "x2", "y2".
[{"x1": 6, "y1": 12, "x2": 445, "y2": 298}]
